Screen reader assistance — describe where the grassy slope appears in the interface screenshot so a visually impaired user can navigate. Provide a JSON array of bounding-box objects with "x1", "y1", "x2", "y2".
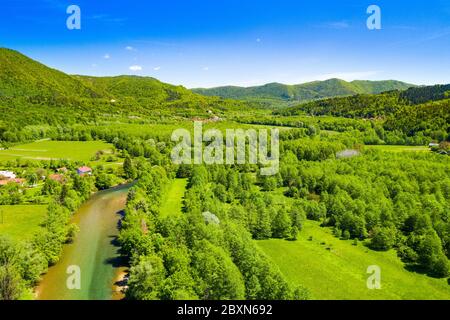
[
  {"x1": 256, "y1": 221, "x2": 450, "y2": 300},
  {"x1": 257, "y1": 221, "x2": 450, "y2": 300},
  {"x1": 0, "y1": 205, "x2": 47, "y2": 241},
  {"x1": 256, "y1": 188, "x2": 450, "y2": 300},
  {"x1": 0, "y1": 140, "x2": 113, "y2": 162},
  {"x1": 159, "y1": 178, "x2": 188, "y2": 217}
]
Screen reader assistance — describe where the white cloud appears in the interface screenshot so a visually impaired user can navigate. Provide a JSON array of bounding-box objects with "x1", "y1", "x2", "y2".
[
  {"x1": 202, "y1": 66, "x2": 209, "y2": 71},
  {"x1": 125, "y1": 46, "x2": 135, "y2": 51},
  {"x1": 129, "y1": 65, "x2": 143, "y2": 72},
  {"x1": 314, "y1": 71, "x2": 382, "y2": 81},
  {"x1": 103, "y1": 54, "x2": 110, "y2": 59},
  {"x1": 153, "y1": 66, "x2": 161, "y2": 71}
]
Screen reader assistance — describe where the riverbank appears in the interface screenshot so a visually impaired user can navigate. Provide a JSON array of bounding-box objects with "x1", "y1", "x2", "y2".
[{"x1": 36, "y1": 184, "x2": 132, "y2": 300}]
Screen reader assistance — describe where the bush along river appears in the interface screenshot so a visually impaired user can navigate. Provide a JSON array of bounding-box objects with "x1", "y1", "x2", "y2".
[{"x1": 36, "y1": 183, "x2": 132, "y2": 300}]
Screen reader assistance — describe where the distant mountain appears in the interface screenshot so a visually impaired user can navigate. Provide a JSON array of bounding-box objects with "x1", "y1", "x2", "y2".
[
  {"x1": 192, "y1": 79, "x2": 416, "y2": 105},
  {"x1": 276, "y1": 83, "x2": 450, "y2": 143},
  {"x1": 277, "y1": 83, "x2": 450, "y2": 118}
]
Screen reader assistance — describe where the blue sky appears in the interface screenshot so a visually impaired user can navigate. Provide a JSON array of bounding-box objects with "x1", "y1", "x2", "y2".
[{"x1": 1, "y1": 0, "x2": 449, "y2": 87}]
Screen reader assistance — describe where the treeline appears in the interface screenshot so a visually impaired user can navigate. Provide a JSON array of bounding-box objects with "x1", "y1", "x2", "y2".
[
  {"x1": 278, "y1": 149, "x2": 450, "y2": 278},
  {"x1": 118, "y1": 161, "x2": 310, "y2": 300}
]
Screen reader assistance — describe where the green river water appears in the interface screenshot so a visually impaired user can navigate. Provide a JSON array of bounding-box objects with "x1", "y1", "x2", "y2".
[{"x1": 36, "y1": 184, "x2": 131, "y2": 300}]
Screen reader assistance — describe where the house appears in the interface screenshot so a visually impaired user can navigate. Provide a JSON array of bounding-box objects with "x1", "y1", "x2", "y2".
[
  {"x1": 0, "y1": 170, "x2": 16, "y2": 180},
  {"x1": 0, "y1": 178, "x2": 25, "y2": 187},
  {"x1": 48, "y1": 174, "x2": 66, "y2": 183},
  {"x1": 77, "y1": 166, "x2": 92, "y2": 176},
  {"x1": 429, "y1": 142, "x2": 440, "y2": 148}
]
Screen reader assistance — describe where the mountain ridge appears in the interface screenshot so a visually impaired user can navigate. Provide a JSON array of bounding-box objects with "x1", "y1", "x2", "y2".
[{"x1": 192, "y1": 78, "x2": 416, "y2": 105}]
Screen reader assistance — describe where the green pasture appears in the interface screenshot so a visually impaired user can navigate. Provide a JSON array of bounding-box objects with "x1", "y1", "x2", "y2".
[
  {"x1": 364, "y1": 145, "x2": 430, "y2": 153},
  {"x1": 0, "y1": 205, "x2": 47, "y2": 241},
  {"x1": 256, "y1": 220, "x2": 450, "y2": 300},
  {"x1": 159, "y1": 178, "x2": 188, "y2": 217},
  {"x1": 0, "y1": 140, "x2": 113, "y2": 162}
]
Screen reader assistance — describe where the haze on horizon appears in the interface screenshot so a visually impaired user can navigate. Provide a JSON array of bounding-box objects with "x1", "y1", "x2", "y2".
[{"x1": 1, "y1": 0, "x2": 449, "y2": 88}]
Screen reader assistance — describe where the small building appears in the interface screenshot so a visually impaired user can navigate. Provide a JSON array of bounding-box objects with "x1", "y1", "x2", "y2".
[
  {"x1": 48, "y1": 174, "x2": 66, "y2": 183},
  {"x1": 429, "y1": 142, "x2": 440, "y2": 148},
  {"x1": 77, "y1": 166, "x2": 92, "y2": 176},
  {"x1": 0, "y1": 178, "x2": 25, "y2": 187},
  {"x1": 57, "y1": 167, "x2": 68, "y2": 173},
  {"x1": 0, "y1": 170, "x2": 16, "y2": 180}
]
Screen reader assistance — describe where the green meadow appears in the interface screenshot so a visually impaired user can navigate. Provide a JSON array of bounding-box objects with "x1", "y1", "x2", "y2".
[
  {"x1": 0, "y1": 205, "x2": 47, "y2": 241},
  {"x1": 364, "y1": 145, "x2": 430, "y2": 153},
  {"x1": 0, "y1": 140, "x2": 113, "y2": 162},
  {"x1": 160, "y1": 178, "x2": 188, "y2": 217},
  {"x1": 256, "y1": 220, "x2": 450, "y2": 300}
]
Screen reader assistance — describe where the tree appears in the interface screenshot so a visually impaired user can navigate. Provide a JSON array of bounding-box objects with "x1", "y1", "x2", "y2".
[
  {"x1": 430, "y1": 255, "x2": 449, "y2": 278},
  {"x1": 342, "y1": 230, "x2": 351, "y2": 240},
  {"x1": 370, "y1": 226, "x2": 396, "y2": 251},
  {"x1": 272, "y1": 209, "x2": 292, "y2": 239},
  {"x1": 0, "y1": 266, "x2": 23, "y2": 300},
  {"x1": 416, "y1": 230, "x2": 449, "y2": 277},
  {"x1": 126, "y1": 255, "x2": 166, "y2": 300},
  {"x1": 289, "y1": 226, "x2": 299, "y2": 241},
  {"x1": 262, "y1": 176, "x2": 277, "y2": 191},
  {"x1": 123, "y1": 155, "x2": 136, "y2": 180},
  {"x1": 192, "y1": 240, "x2": 245, "y2": 300},
  {"x1": 253, "y1": 207, "x2": 272, "y2": 240}
]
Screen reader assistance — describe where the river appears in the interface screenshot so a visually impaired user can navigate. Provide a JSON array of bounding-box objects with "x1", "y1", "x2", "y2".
[{"x1": 36, "y1": 184, "x2": 131, "y2": 300}]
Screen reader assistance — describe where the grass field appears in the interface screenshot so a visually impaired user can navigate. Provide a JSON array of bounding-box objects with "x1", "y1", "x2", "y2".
[
  {"x1": 0, "y1": 205, "x2": 47, "y2": 241},
  {"x1": 88, "y1": 121, "x2": 290, "y2": 140},
  {"x1": 159, "y1": 178, "x2": 188, "y2": 217},
  {"x1": 256, "y1": 220, "x2": 450, "y2": 300},
  {"x1": 364, "y1": 145, "x2": 430, "y2": 153},
  {"x1": 0, "y1": 140, "x2": 113, "y2": 162}
]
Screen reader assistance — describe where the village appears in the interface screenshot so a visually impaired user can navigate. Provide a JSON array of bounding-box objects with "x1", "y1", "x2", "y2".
[{"x1": 0, "y1": 166, "x2": 92, "y2": 188}]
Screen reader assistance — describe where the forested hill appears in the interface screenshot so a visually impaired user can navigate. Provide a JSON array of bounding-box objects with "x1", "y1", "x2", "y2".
[
  {"x1": 277, "y1": 84, "x2": 450, "y2": 142},
  {"x1": 278, "y1": 84, "x2": 450, "y2": 118},
  {"x1": 77, "y1": 75, "x2": 199, "y2": 103},
  {"x1": 0, "y1": 48, "x2": 250, "y2": 129},
  {"x1": 0, "y1": 48, "x2": 103, "y2": 99},
  {"x1": 0, "y1": 48, "x2": 205, "y2": 103},
  {"x1": 192, "y1": 79, "x2": 415, "y2": 104}
]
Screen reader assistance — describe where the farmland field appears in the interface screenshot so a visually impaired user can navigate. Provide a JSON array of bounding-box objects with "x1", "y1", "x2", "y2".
[
  {"x1": 0, "y1": 205, "x2": 47, "y2": 241},
  {"x1": 0, "y1": 140, "x2": 113, "y2": 162},
  {"x1": 256, "y1": 220, "x2": 450, "y2": 300}
]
